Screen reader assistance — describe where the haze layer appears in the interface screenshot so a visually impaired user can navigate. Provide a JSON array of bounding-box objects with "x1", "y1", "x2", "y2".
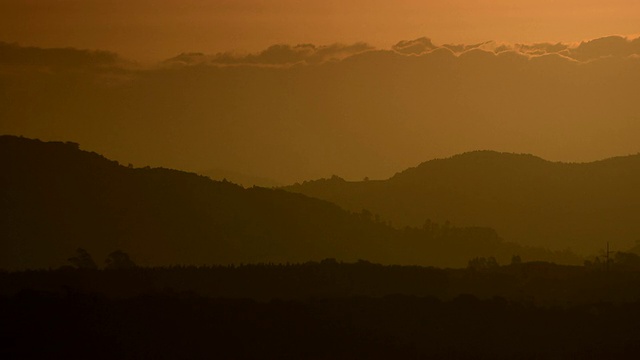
[{"x1": 1, "y1": 36, "x2": 640, "y2": 183}]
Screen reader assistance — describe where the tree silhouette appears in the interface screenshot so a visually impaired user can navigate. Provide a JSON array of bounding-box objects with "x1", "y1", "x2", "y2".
[
  {"x1": 467, "y1": 256, "x2": 499, "y2": 271},
  {"x1": 614, "y1": 252, "x2": 640, "y2": 270},
  {"x1": 67, "y1": 248, "x2": 97, "y2": 270},
  {"x1": 511, "y1": 255, "x2": 522, "y2": 265},
  {"x1": 105, "y1": 250, "x2": 136, "y2": 270}
]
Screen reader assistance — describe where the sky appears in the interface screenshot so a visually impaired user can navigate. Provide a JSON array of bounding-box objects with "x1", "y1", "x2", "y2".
[
  {"x1": 2, "y1": 0, "x2": 640, "y2": 62},
  {"x1": 1, "y1": 1, "x2": 640, "y2": 184}
]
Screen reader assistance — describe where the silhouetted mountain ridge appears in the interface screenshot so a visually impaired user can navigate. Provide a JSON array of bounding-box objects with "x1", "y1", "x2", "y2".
[
  {"x1": 3, "y1": 37, "x2": 640, "y2": 183},
  {"x1": 200, "y1": 167, "x2": 282, "y2": 188},
  {"x1": 0, "y1": 136, "x2": 580, "y2": 269},
  {"x1": 285, "y1": 151, "x2": 640, "y2": 253}
]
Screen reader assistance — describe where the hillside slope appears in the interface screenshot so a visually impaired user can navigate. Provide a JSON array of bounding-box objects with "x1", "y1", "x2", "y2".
[
  {"x1": 0, "y1": 137, "x2": 579, "y2": 269},
  {"x1": 284, "y1": 151, "x2": 640, "y2": 253},
  {"x1": 3, "y1": 39, "x2": 640, "y2": 183}
]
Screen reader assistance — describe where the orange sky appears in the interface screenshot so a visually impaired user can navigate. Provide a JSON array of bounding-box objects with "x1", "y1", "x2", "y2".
[{"x1": 2, "y1": 0, "x2": 640, "y2": 62}]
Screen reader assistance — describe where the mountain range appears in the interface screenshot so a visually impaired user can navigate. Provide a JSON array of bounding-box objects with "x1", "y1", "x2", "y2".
[
  {"x1": 2, "y1": 36, "x2": 640, "y2": 183},
  {"x1": 284, "y1": 151, "x2": 640, "y2": 254},
  {"x1": 0, "y1": 136, "x2": 578, "y2": 269}
]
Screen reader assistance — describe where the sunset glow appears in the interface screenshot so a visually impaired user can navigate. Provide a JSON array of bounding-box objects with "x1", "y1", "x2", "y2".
[
  {"x1": 2, "y1": 0, "x2": 640, "y2": 61},
  {"x1": 3, "y1": 2, "x2": 640, "y2": 358}
]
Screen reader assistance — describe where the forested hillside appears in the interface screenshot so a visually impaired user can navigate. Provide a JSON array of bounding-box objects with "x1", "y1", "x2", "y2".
[
  {"x1": 0, "y1": 136, "x2": 578, "y2": 269},
  {"x1": 284, "y1": 151, "x2": 640, "y2": 253}
]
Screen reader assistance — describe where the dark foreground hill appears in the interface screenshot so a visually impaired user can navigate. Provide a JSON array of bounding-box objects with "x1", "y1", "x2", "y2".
[
  {"x1": 4, "y1": 260, "x2": 640, "y2": 304},
  {"x1": 4, "y1": 262, "x2": 640, "y2": 359},
  {"x1": 0, "y1": 136, "x2": 579, "y2": 269},
  {"x1": 7, "y1": 291, "x2": 640, "y2": 359},
  {"x1": 284, "y1": 151, "x2": 640, "y2": 254}
]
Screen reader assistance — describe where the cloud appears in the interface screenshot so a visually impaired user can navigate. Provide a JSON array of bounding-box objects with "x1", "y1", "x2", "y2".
[
  {"x1": 516, "y1": 43, "x2": 569, "y2": 56},
  {"x1": 159, "y1": 35, "x2": 640, "y2": 68},
  {"x1": 163, "y1": 52, "x2": 207, "y2": 66},
  {"x1": 164, "y1": 43, "x2": 374, "y2": 67},
  {"x1": 422, "y1": 35, "x2": 640, "y2": 62},
  {"x1": 569, "y1": 35, "x2": 640, "y2": 61},
  {"x1": 3, "y1": 33, "x2": 640, "y2": 72},
  {"x1": 442, "y1": 42, "x2": 489, "y2": 54},
  {"x1": 0, "y1": 42, "x2": 124, "y2": 69},
  {"x1": 392, "y1": 37, "x2": 437, "y2": 55}
]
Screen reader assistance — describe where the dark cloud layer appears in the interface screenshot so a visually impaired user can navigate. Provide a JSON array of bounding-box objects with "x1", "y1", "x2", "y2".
[
  {"x1": 180, "y1": 35, "x2": 640, "y2": 66},
  {"x1": 164, "y1": 43, "x2": 374, "y2": 66},
  {"x1": 0, "y1": 42, "x2": 123, "y2": 69},
  {"x1": 6, "y1": 35, "x2": 639, "y2": 70},
  {"x1": 392, "y1": 37, "x2": 438, "y2": 55},
  {"x1": 570, "y1": 35, "x2": 640, "y2": 61}
]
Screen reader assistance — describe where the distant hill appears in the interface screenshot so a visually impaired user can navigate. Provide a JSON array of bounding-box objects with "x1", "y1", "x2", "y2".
[
  {"x1": 0, "y1": 137, "x2": 578, "y2": 269},
  {"x1": 4, "y1": 38, "x2": 640, "y2": 184},
  {"x1": 283, "y1": 151, "x2": 640, "y2": 254},
  {"x1": 200, "y1": 168, "x2": 282, "y2": 188}
]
